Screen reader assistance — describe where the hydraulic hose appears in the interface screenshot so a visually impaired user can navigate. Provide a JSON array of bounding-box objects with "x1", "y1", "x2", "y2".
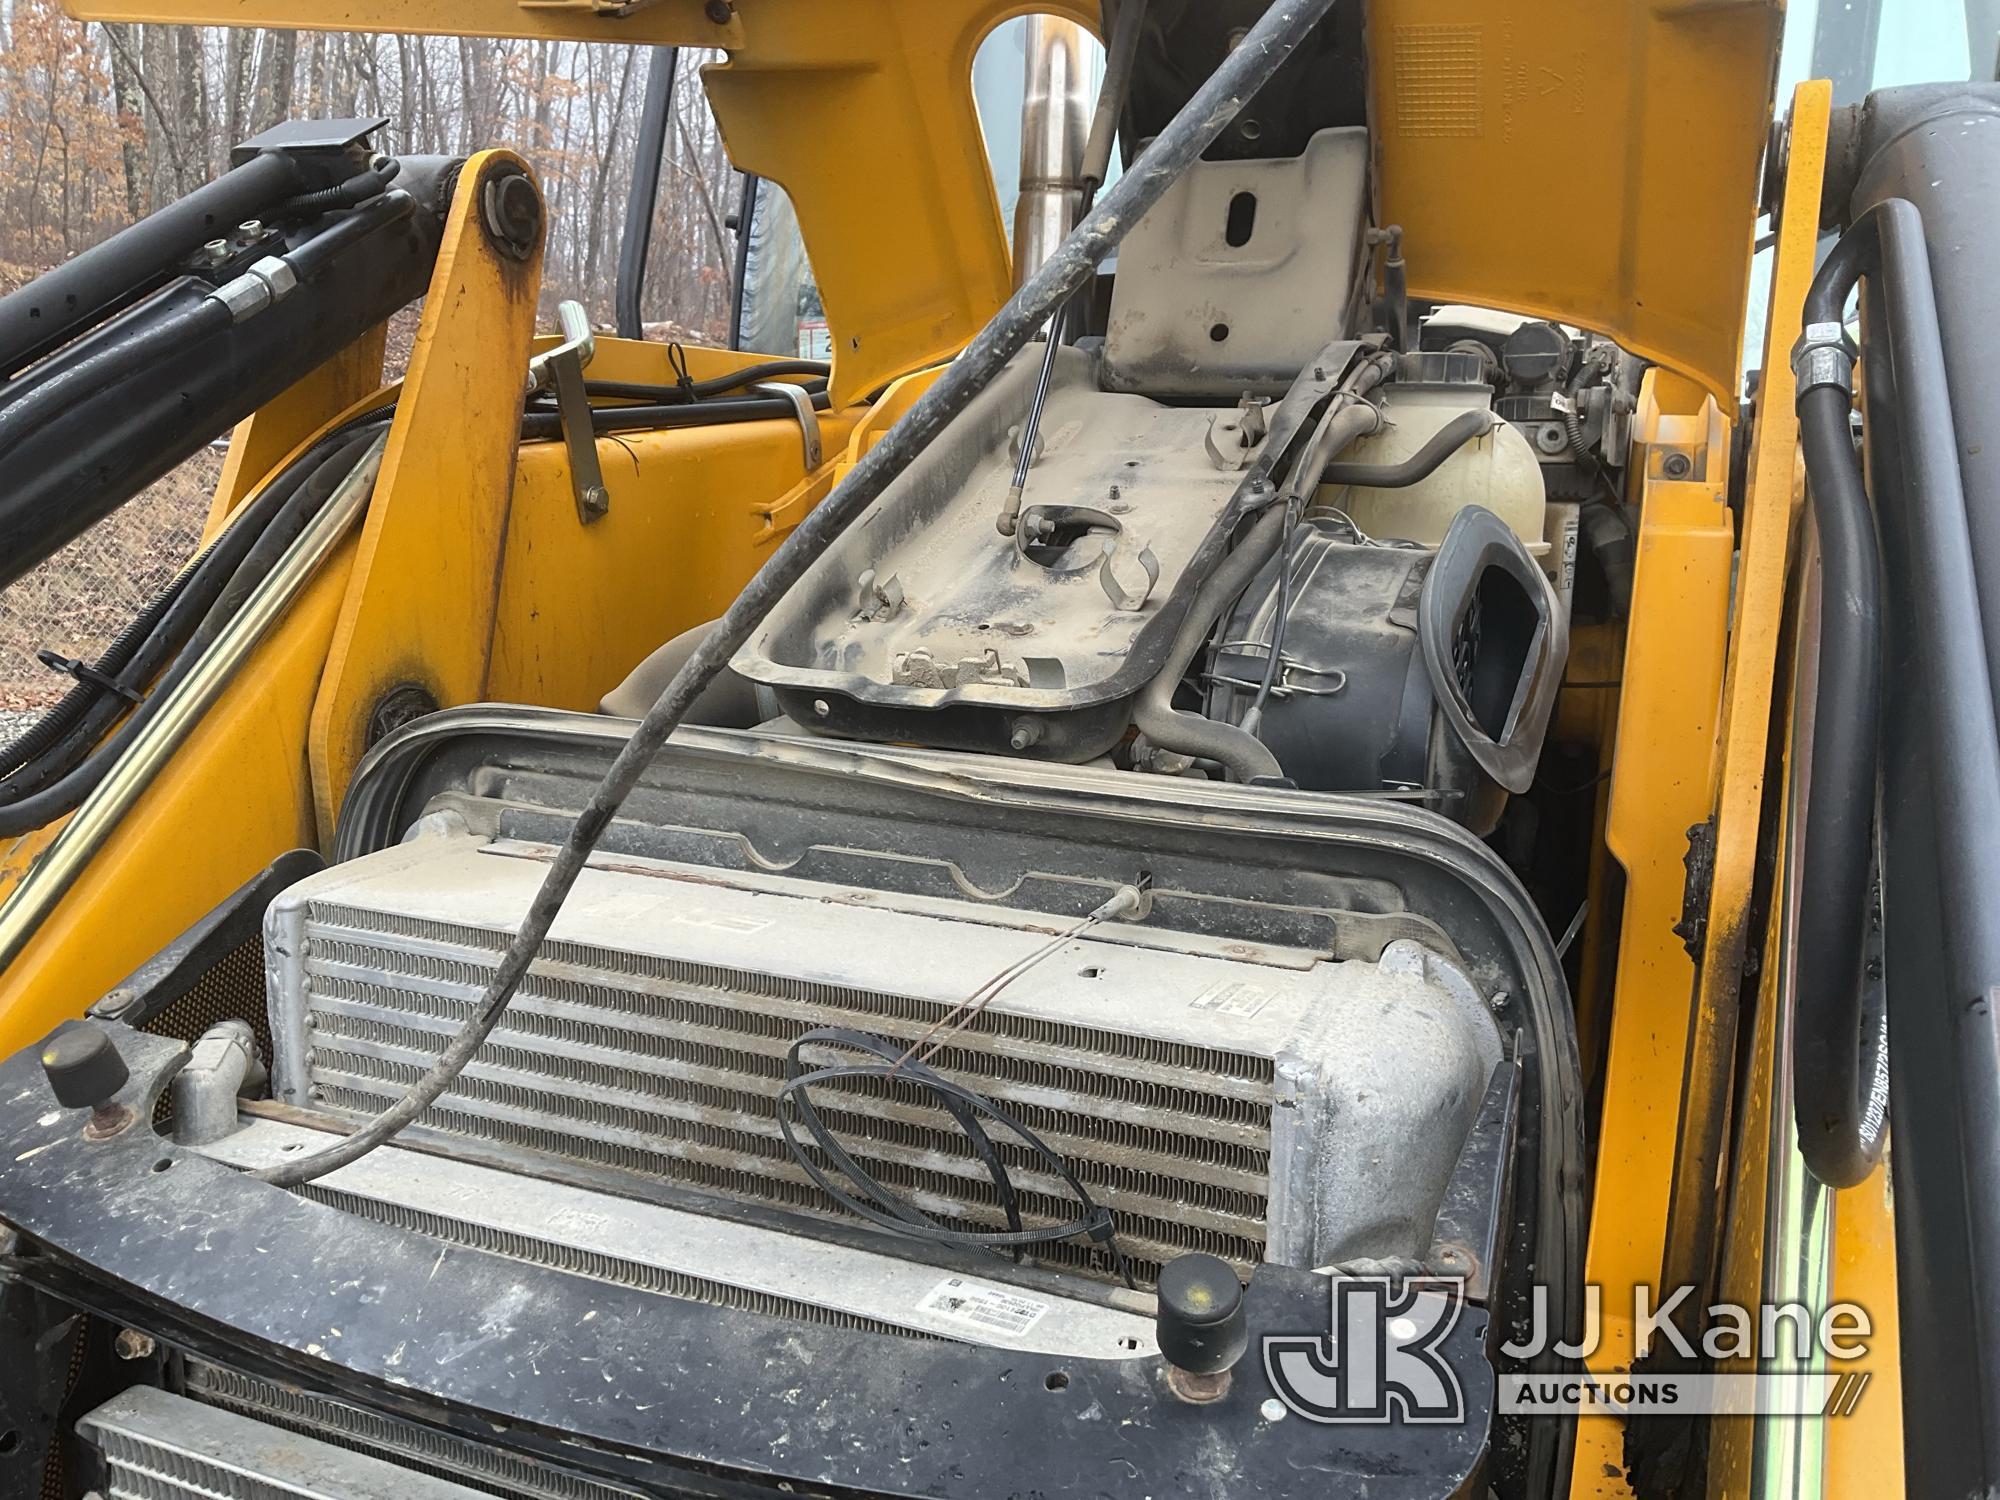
[
  {"x1": 252, "y1": 0, "x2": 1345, "y2": 1189},
  {"x1": 0, "y1": 546, "x2": 208, "y2": 778},
  {"x1": 0, "y1": 150, "x2": 301, "y2": 381},
  {"x1": 274, "y1": 159, "x2": 399, "y2": 218},
  {"x1": 521, "y1": 388, "x2": 832, "y2": 443},
  {"x1": 1788, "y1": 204, "x2": 1900, "y2": 1188},
  {"x1": 0, "y1": 429, "x2": 384, "y2": 838},
  {"x1": 0, "y1": 418, "x2": 386, "y2": 802},
  {"x1": 579, "y1": 360, "x2": 831, "y2": 403}
]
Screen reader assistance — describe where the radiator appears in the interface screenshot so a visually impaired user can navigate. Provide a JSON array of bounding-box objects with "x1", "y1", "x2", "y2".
[
  {"x1": 266, "y1": 831, "x2": 1499, "y2": 1283},
  {"x1": 76, "y1": 1385, "x2": 495, "y2": 1500}
]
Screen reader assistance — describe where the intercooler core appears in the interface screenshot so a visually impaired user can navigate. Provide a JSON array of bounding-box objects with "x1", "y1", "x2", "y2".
[{"x1": 265, "y1": 827, "x2": 1500, "y2": 1297}]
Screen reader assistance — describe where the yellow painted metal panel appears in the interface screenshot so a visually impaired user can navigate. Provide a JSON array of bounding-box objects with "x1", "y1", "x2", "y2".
[
  {"x1": 1572, "y1": 377, "x2": 1736, "y2": 1500},
  {"x1": 701, "y1": 1, "x2": 1092, "y2": 406},
  {"x1": 490, "y1": 416, "x2": 854, "y2": 709},
  {"x1": 65, "y1": 1, "x2": 1780, "y2": 407},
  {"x1": 62, "y1": 0, "x2": 745, "y2": 47},
  {"x1": 1367, "y1": 0, "x2": 1782, "y2": 405},
  {"x1": 0, "y1": 547, "x2": 353, "y2": 1057},
  {"x1": 1825, "y1": 1157, "x2": 1903, "y2": 1497},
  {"x1": 307, "y1": 151, "x2": 544, "y2": 831}
]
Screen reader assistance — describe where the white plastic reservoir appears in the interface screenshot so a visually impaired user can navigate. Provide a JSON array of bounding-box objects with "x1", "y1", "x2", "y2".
[{"x1": 1322, "y1": 386, "x2": 1547, "y2": 550}]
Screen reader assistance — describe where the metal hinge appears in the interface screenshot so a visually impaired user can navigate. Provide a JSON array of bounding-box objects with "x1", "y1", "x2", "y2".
[{"x1": 1671, "y1": 818, "x2": 1718, "y2": 963}]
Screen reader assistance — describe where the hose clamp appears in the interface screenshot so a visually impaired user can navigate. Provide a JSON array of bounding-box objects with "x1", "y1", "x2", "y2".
[{"x1": 1791, "y1": 320, "x2": 1858, "y2": 402}]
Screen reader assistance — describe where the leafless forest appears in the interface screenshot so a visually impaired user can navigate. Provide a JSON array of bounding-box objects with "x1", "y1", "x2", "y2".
[
  {"x1": 0, "y1": 3, "x2": 742, "y2": 709},
  {"x1": 0, "y1": 0, "x2": 740, "y2": 335}
]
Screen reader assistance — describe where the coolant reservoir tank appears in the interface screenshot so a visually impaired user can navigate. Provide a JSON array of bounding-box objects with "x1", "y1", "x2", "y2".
[{"x1": 1325, "y1": 385, "x2": 1546, "y2": 550}]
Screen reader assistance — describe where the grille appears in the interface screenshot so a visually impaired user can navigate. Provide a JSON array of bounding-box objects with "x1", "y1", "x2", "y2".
[
  {"x1": 267, "y1": 835, "x2": 1496, "y2": 1285},
  {"x1": 183, "y1": 1363, "x2": 645, "y2": 1500},
  {"x1": 76, "y1": 1385, "x2": 498, "y2": 1500}
]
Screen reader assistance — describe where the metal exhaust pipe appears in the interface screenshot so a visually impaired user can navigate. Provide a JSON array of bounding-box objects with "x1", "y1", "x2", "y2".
[{"x1": 1012, "y1": 16, "x2": 1091, "y2": 286}]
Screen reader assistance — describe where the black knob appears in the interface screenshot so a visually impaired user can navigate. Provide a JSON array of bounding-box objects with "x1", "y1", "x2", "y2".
[
  {"x1": 1156, "y1": 1253, "x2": 1247, "y2": 1376},
  {"x1": 41, "y1": 1023, "x2": 129, "y2": 1112}
]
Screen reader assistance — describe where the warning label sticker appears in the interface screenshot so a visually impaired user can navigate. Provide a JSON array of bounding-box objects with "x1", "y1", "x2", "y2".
[
  {"x1": 916, "y1": 1277, "x2": 1050, "y2": 1339},
  {"x1": 1189, "y1": 980, "x2": 1273, "y2": 1020}
]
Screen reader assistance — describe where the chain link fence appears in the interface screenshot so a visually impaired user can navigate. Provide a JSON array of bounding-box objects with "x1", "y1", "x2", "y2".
[{"x1": 0, "y1": 452, "x2": 220, "y2": 725}]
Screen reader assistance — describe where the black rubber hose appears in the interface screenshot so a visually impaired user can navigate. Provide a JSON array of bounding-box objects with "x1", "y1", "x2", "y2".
[
  {"x1": 1136, "y1": 390, "x2": 1385, "y2": 778},
  {"x1": 0, "y1": 420, "x2": 381, "y2": 802},
  {"x1": 274, "y1": 159, "x2": 399, "y2": 219},
  {"x1": 1791, "y1": 217, "x2": 1890, "y2": 1189},
  {"x1": 0, "y1": 430, "x2": 383, "y2": 838},
  {"x1": 1579, "y1": 499, "x2": 1635, "y2": 617},
  {"x1": 523, "y1": 389, "x2": 832, "y2": 442},
  {"x1": 581, "y1": 361, "x2": 831, "y2": 404},
  {"x1": 0, "y1": 546, "x2": 207, "y2": 778},
  {"x1": 1319, "y1": 408, "x2": 1497, "y2": 488},
  {"x1": 0, "y1": 295, "x2": 231, "y2": 457},
  {"x1": 0, "y1": 150, "x2": 300, "y2": 381},
  {"x1": 251, "y1": 0, "x2": 1346, "y2": 1189}
]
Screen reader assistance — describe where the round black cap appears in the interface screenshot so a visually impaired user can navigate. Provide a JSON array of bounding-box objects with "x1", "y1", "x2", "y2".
[
  {"x1": 1155, "y1": 1253, "x2": 1247, "y2": 1375},
  {"x1": 41, "y1": 1023, "x2": 129, "y2": 1112}
]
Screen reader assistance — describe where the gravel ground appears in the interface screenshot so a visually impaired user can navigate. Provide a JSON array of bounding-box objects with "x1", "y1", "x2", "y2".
[{"x1": 0, "y1": 708, "x2": 41, "y2": 746}]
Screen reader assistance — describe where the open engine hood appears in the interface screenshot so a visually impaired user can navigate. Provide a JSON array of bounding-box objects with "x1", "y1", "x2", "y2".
[{"x1": 62, "y1": 0, "x2": 1782, "y2": 404}]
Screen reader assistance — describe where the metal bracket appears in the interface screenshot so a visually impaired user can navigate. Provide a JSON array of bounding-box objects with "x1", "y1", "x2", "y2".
[
  {"x1": 1098, "y1": 536, "x2": 1160, "y2": 611},
  {"x1": 529, "y1": 300, "x2": 608, "y2": 524},
  {"x1": 751, "y1": 381, "x2": 823, "y2": 472}
]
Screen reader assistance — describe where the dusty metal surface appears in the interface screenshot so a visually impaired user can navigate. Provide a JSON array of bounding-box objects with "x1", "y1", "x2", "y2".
[
  {"x1": 735, "y1": 341, "x2": 1361, "y2": 759},
  {"x1": 0, "y1": 1029, "x2": 1498, "y2": 1499},
  {"x1": 1103, "y1": 127, "x2": 1367, "y2": 399}
]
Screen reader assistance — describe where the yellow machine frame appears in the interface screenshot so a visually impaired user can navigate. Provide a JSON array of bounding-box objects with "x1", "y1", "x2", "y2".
[{"x1": 13, "y1": 4, "x2": 1901, "y2": 1497}]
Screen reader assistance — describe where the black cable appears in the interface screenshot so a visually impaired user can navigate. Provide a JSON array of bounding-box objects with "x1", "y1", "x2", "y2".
[
  {"x1": 522, "y1": 389, "x2": 832, "y2": 442},
  {"x1": 274, "y1": 159, "x2": 399, "y2": 219},
  {"x1": 0, "y1": 428, "x2": 384, "y2": 837},
  {"x1": 0, "y1": 416, "x2": 389, "y2": 803},
  {"x1": 249, "y1": 0, "x2": 1344, "y2": 1190},
  {"x1": 777, "y1": 1027, "x2": 1132, "y2": 1284},
  {"x1": 582, "y1": 361, "x2": 830, "y2": 404}
]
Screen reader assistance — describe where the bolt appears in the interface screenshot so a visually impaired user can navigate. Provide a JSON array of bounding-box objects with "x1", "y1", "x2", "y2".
[
  {"x1": 1008, "y1": 718, "x2": 1045, "y2": 752},
  {"x1": 1663, "y1": 451, "x2": 1694, "y2": 480},
  {"x1": 582, "y1": 484, "x2": 610, "y2": 517},
  {"x1": 366, "y1": 682, "x2": 440, "y2": 749},
  {"x1": 112, "y1": 1328, "x2": 156, "y2": 1361},
  {"x1": 201, "y1": 238, "x2": 231, "y2": 266},
  {"x1": 481, "y1": 167, "x2": 543, "y2": 262},
  {"x1": 1166, "y1": 1365, "x2": 1232, "y2": 1404},
  {"x1": 1260, "y1": 1397, "x2": 1288, "y2": 1421},
  {"x1": 704, "y1": 0, "x2": 734, "y2": 19},
  {"x1": 236, "y1": 219, "x2": 265, "y2": 240}
]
